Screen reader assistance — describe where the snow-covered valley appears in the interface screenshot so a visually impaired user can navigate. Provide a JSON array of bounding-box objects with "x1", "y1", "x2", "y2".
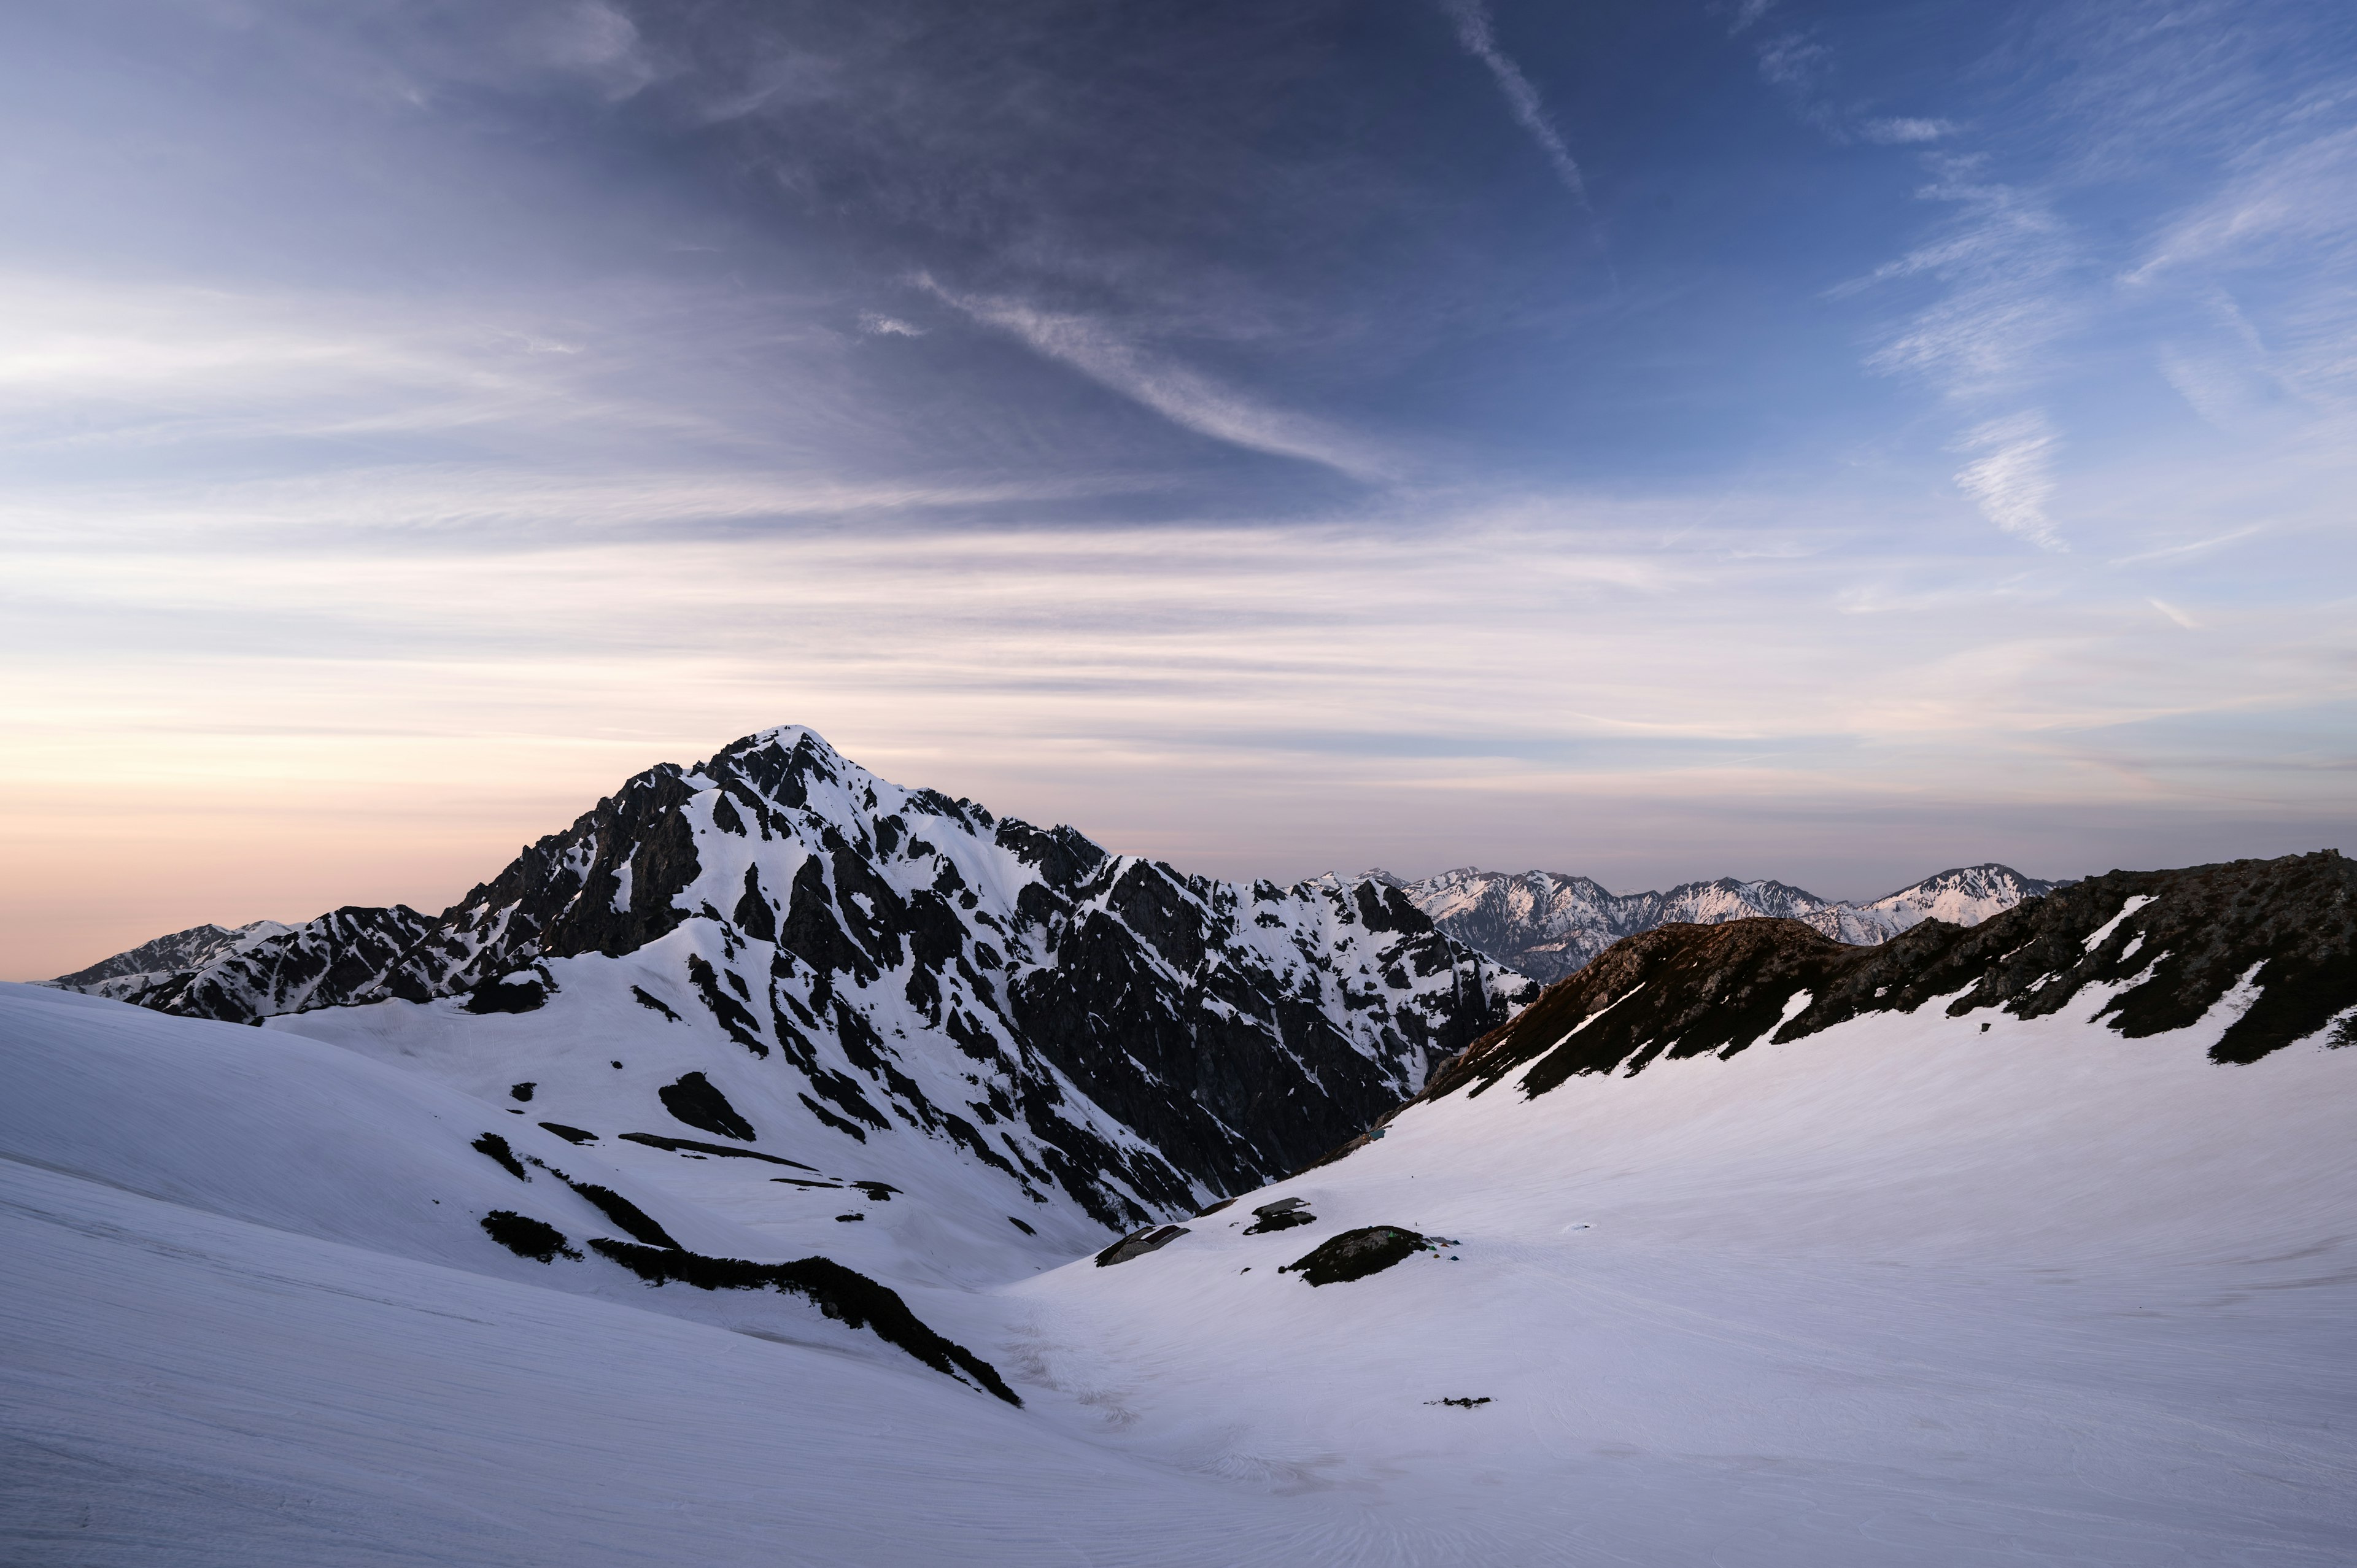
[{"x1": 7, "y1": 843, "x2": 2354, "y2": 1565}]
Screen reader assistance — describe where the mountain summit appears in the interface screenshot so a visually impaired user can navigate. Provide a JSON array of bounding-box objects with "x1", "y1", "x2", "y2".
[{"x1": 50, "y1": 727, "x2": 1530, "y2": 1239}]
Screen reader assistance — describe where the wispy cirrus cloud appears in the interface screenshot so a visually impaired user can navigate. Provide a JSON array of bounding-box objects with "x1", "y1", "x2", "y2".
[
  {"x1": 1857, "y1": 163, "x2": 2078, "y2": 396},
  {"x1": 915, "y1": 276, "x2": 1398, "y2": 483},
  {"x1": 1861, "y1": 117, "x2": 1958, "y2": 145},
  {"x1": 1953, "y1": 411, "x2": 2065, "y2": 550},
  {"x1": 1437, "y1": 0, "x2": 1588, "y2": 204}
]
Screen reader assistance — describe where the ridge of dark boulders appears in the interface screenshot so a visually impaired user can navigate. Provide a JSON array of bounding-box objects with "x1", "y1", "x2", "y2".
[
  {"x1": 556, "y1": 1176, "x2": 681, "y2": 1250},
  {"x1": 1281, "y1": 1226, "x2": 1431, "y2": 1285},
  {"x1": 1411, "y1": 851, "x2": 2356, "y2": 1106},
  {"x1": 587, "y1": 1239, "x2": 1021, "y2": 1406},
  {"x1": 1095, "y1": 1224, "x2": 1189, "y2": 1266},
  {"x1": 471, "y1": 1132, "x2": 529, "y2": 1181}
]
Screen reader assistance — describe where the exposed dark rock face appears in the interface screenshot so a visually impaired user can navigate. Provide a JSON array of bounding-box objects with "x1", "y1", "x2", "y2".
[
  {"x1": 481, "y1": 1211, "x2": 579, "y2": 1263},
  {"x1": 659, "y1": 1072, "x2": 756, "y2": 1141},
  {"x1": 59, "y1": 726, "x2": 1528, "y2": 1230},
  {"x1": 1281, "y1": 1226, "x2": 1430, "y2": 1285},
  {"x1": 586, "y1": 1239, "x2": 1020, "y2": 1404},
  {"x1": 1416, "y1": 851, "x2": 2356, "y2": 1106}
]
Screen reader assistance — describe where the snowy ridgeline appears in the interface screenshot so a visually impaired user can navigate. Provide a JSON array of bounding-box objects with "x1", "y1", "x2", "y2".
[
  {"x1": 4, "y1": 849, "x2": 2355, "y2": 1564},
  {"x1": 1378, "y1": 862, "x2": 2067, "y2": 983},
  {"x1": 44, "y1": 727, "x2": 1531, "y2": 1237}
]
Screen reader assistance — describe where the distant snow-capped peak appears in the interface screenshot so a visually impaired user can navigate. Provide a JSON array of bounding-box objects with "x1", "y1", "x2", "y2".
[{"x1": 1366, "y1": 863, "x2": 2067, "y2": 984}]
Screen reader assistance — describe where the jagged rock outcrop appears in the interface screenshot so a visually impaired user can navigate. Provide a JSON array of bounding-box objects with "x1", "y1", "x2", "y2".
[
  {"x1": 52, "y1": 727, "x2": 1530, "y2": 1226},
  {"x1": 45, "y1": 918, "x2": 294, "y2": 1002},
  {"x1": 1377, "y1": 863, "x2": 2065, "y2": 983},
  {"x1": 125, "y1": 906, "x2": 437, "y2": 1021},
  {"x1": 1413, "y1": 851, "x2": 2354, "y2": 1108}
]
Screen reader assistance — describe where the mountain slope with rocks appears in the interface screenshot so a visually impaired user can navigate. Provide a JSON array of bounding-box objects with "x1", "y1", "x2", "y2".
[
  {"x1": 47, "y1": 727, "x2": 1530, "y2": 1247},
  {"x1": 1380, "y1": 862, "x2": 2065, "y2": 983},
  {"x1": 10, "y1": 851, "x2": 2352, "y2": 1566},
  {"x1": 1410, "y1": 849, "x2": 2353, "y2": 1108}
]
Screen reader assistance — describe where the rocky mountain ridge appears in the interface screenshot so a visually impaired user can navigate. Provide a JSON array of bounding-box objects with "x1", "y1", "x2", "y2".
[
  {"x1": 1375, "y1": 862, "x2": 2066, "y2": 983},
  {"x1": 50, "y1": 727, "x2": 1530, "y2": 1232},
  {"x1": 46, "y1": 917, "x2": 295, "y2": 1002},
  {"x1": 1409, "y1": 849, "x2": 2354, "y2": 1111}
]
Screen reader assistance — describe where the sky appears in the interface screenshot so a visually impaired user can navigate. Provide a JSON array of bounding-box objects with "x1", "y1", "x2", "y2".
[{"x1": 5, "y1": 0, "x2": 2355, "y2": 978}]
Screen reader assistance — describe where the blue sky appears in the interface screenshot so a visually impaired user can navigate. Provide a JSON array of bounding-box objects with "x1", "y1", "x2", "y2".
[{"x1": 4, "y1": 0, "x2": 2353, "y2": 973}]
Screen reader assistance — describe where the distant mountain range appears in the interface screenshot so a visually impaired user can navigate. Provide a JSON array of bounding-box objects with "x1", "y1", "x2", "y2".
[
  {"x1": 47, "y1": 917, "x2": 297, "y2": 1001},
  {"x1": 1368, "y1": 863, "x2": 2068, "y2": 984}
]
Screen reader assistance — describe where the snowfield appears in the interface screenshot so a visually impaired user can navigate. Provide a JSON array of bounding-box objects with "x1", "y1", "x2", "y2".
[{"x1": 6, "y1": 965, "x2": 2354, "y2": 1564}]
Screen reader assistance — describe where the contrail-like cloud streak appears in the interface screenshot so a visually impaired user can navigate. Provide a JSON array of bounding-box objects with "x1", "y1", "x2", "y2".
[{"x1": 1440, "y1": 0, "x2": 1589, "y2": 204}]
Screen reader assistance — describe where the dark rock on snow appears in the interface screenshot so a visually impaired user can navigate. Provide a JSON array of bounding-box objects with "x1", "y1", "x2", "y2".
[
  {"x1": 471, "y1": 1132, "x2": 529, "y2": 1182},
  {"x1": 616, "y1": 1132, "x2": 816, "y2": 1169},
  {"x1": 481, "y1": 1210, "x2": 580, "y2": 1264},
  {"x1": 1095, "y1": 1225, "x2": 1190, "y2": 1267},
  {"x1": 1281, "y1": 1226, "x2": 1431, "y2": 1286},
  {"x1": 659, "y1": 1072, "x2": 756, "y2": 1142},
  {"x1": 1244, "y1": 1198, "x2": 1316, "y2": 1234},
  {"x1": 587, "y1": 1238, "x2": 1020, "y2": 1405}
]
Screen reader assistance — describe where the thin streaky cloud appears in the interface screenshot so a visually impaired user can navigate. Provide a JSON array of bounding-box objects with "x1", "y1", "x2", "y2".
[
  {"x1": 2107, "y1": 527, "x2": 2263, "y2": 568},
  {"x1": 915, "y1": 277, "x2": 1397, "y2": 483},
  {"x1": 1438, "y1": 0, "x2": 1589, "y2": 204},
  {"x1": 1862, "y1": 117, "x2": 1959, "y2": 144},
  {"x1": 1954, "y1": 411, "x2": 2065, "y2": 551}
]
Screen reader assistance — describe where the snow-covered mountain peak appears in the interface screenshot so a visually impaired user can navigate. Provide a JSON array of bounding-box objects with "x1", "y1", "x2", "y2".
[{"x1": 48, "y1": 727, "x2": 1531, "y2": 1257}]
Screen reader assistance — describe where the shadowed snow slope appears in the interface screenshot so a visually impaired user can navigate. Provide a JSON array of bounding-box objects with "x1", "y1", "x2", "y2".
[{"x1": 6, "y1": 853, "x2": 2355, "y2": 1566}]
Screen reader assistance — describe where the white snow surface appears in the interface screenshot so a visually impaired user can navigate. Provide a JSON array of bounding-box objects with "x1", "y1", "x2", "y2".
[{"x1": 6, "y1": 977, "x2": 2355, "y2": 1565}]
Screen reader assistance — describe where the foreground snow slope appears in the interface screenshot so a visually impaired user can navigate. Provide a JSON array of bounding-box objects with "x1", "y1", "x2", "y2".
[
  {"x1": 2, "y1": 1159, "x2": 1317, "y2": 1567},
  {"x1": 0, "y1": 986, "x2": 1015, "y2": 1392},
  {"x1": 1010, "y1": 989, "x2": 2357, "y2": 1564}
]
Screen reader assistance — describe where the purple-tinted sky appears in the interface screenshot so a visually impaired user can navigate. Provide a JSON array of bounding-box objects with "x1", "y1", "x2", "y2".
[{"x1": 6, "y1": 0, "x2": 2354, "y2": 976}]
